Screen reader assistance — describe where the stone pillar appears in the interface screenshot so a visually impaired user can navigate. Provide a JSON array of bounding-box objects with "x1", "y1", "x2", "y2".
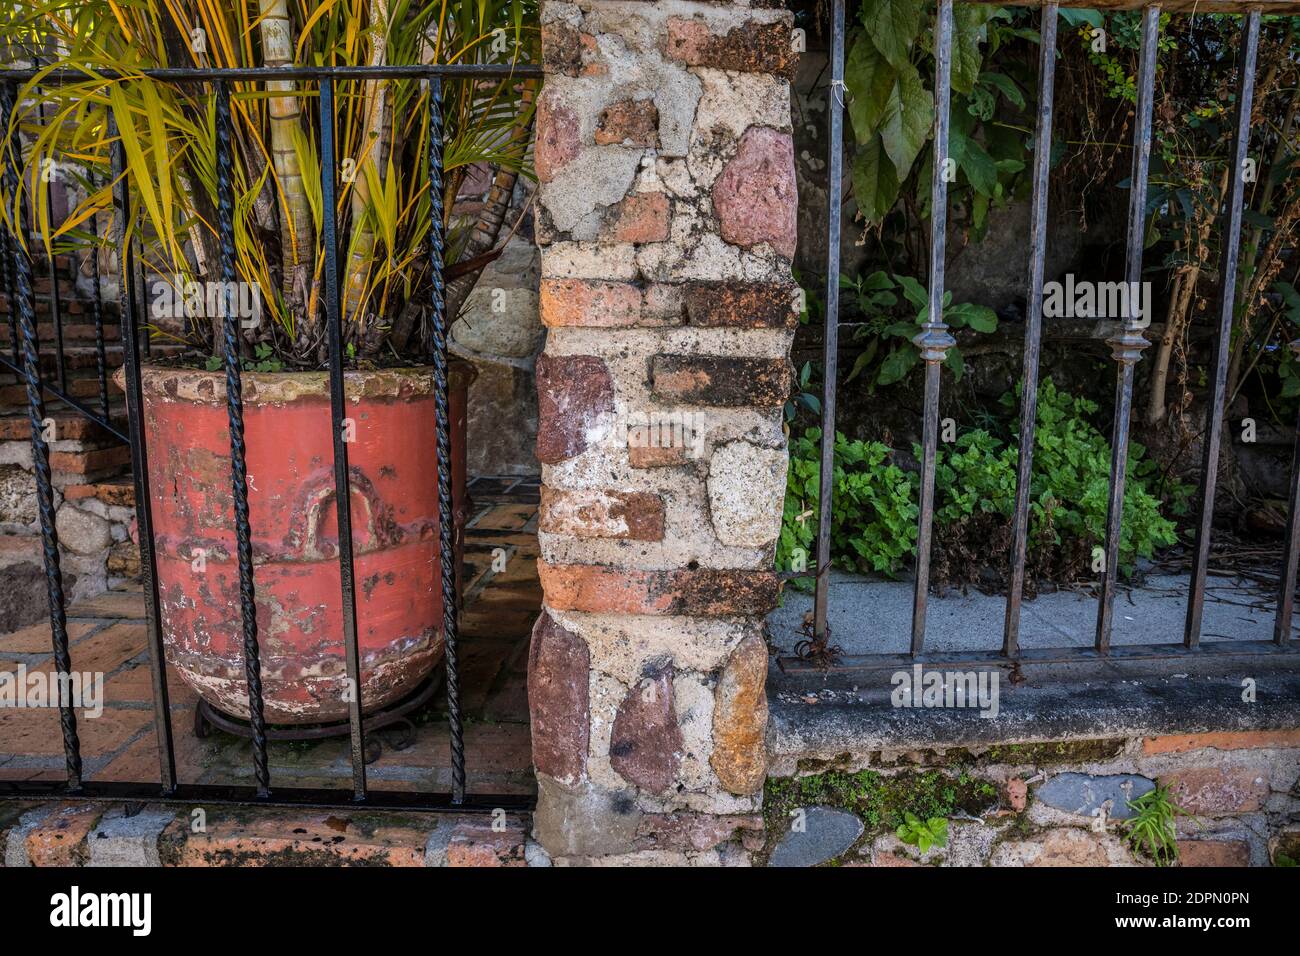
[{"x1": 529, "y1": 0, "x2": 798, "y2": 864}]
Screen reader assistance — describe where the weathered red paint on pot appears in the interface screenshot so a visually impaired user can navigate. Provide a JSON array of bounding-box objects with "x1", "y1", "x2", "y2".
[{"x1": 123, "y1": 362, "x2": 475, "y2": 724}]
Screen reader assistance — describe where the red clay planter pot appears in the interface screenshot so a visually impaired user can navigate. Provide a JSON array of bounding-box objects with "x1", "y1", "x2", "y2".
[{"x1": 121, "y1": 362, "x2": 474, "y2": 724}]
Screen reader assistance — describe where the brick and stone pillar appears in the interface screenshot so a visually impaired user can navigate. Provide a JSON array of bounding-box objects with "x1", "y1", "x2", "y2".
[{"x1": 529, "y1": 0, "x2": 798, "y2": 864}]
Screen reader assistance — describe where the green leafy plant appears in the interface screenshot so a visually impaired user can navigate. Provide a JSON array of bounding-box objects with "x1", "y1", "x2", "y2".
[
  {"x1": 778, "y1": 427, "x2": 919, "y2": 580},
  {"x1": 778, "y1": 379, "x2": 1183, "y2": 588},
  {"x1": 843, "y1": 271, "x2": 998, "y2": 388},
  {"x1": 842, "y1": 0, "x2": 1031, "y2": 231},
  {"x1": 1125, "y1": 781, "x2": 1193, "y2": 866},
  {"x1": 895, "y1": 811, "x2": 948, "y2": 853},
  {"x1": 0, "y1": 0, "x2": 538, "y2": 368}
]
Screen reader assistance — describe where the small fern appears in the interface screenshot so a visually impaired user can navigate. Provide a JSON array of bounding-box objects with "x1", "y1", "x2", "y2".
[{"x1": 1125, "y1": 782, "x2": 1194, "y2": 866}]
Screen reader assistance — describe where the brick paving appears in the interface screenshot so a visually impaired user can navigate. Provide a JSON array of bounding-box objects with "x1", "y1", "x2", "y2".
[{"x1": 0, "y1": 476, "x2": 541, "y2": 799}]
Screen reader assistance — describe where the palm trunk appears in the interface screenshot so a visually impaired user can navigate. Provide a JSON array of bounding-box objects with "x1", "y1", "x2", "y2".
[
  {"x1": 343, "y1": 0, "x2": 390, "y2": 335},
  {"x1": 443, "y1": 83, "x2": 537, "y2": 324},
  {"x1": 257, "y1": 0, "x2": 315, "y2": 355}
]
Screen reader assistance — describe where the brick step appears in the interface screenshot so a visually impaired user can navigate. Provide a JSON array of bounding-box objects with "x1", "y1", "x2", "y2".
[
  {"x1": 0, "y1": 405, "x2": 127, "y2": 443},
  {"x1": 0, "y1": 344, "x2": 184, "y2": 379},
  {"x1": 2, "y1": 321, "x2": 124, "y2": 344}
]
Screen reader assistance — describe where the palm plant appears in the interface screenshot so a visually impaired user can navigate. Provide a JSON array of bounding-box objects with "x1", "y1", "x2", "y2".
[{"x1": 0, "y1": 0, "x2": 537, "y2": 367}]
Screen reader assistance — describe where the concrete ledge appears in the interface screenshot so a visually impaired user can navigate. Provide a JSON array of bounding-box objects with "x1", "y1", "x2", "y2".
[{"x1": 768, "y1": 657, "x2": 1300, "y2": 768}]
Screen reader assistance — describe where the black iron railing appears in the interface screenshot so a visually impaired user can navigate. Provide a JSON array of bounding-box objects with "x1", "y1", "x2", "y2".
[
  {"x1": 788, "y1": 0, "x2": 1300, "y2": 673},
  {"x1": 0, "y1": 62, "x2": 540, "y2": 812}
]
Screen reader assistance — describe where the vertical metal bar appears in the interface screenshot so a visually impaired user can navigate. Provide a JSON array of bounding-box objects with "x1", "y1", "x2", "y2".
[
  {"x1": 814, "y1": 0, "x2": 845, "y2": 644},
  {"x1": 214, "y1": 80, "x2": 271, "y2": 798},
  {"x1": 1, "y1": 221, "x2": 19, "y2": 366},
  {"x1": 1096, "y1": 5, "x2": 1160, "y2": 654},
  {"x1": 910, "y1": 0, "x2": 956, "y2": 657},
  {"x1": 109, "y1": 108, "x2": 176, "y2": 794},
  {"x1": 319, "y1": 76, "x2": 368, "y2": 800},
  {"x1": 1185, "y1": 11, "x2": 1260, "y2": 648},
  {"x1": 427, "y1": 76, "x2": 464, "y2": 804},
  {"x1": 1003, "y1": 3, "x2": 1059, "y2": 659},
  {"x1": 133, "y1": 242, "x2": 149, "y2": 358},
  {"x1": 88, "y1": 184, "x2": 110, "y2": 420},
  {"x1": 1277, "y1": 340, "x2": 1300, "y2": 646},
  {"x1": 2, "y1": 81, "x2": 81, "y2": 788},
  {"x1": 28, "y1": 68, "x2": 67, "y2": 393}
]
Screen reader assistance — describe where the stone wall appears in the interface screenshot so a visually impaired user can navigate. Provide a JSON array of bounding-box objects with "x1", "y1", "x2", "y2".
[
  {"x1": 761, "y1": 732, "x2": 1300, "y2": 867},
  {"x1": 528, "y1": 0, "x2": 799, "y2": 864},
  {"x1": 0, "y1": 250, "x2": 137, "y2": 631}
]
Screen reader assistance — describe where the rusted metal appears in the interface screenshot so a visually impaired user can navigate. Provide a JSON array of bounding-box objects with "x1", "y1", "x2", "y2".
[
  {"x1": 814, "y1": 0, "x2": 846, "y2": 645},
  {"x1": 215, "y1": 79, "x2": 271, "y2": 797},
  {"x1": 1095, "y1": 4, "x2": 1160, "y2": 655},
  {"x1": 1185, "y1": 11, "x2": 1260, "y2": 648},
  {"x1": 910, "y1": 0, "x2": 957, "y2": 657},
  {"x1": 319, "y1": 74, "x2": 367, "y2": 801},
  {"x1": 1278, "y1": 338, "x2": 1300, "y2": 647},
  {"x1": 1003, "y1": 2, "x2": 1059, "y2": 659}
]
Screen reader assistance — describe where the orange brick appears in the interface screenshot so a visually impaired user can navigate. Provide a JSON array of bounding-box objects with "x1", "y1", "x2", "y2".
[
  {"x1": 25, "y1": 802, "x2": 104, "y2": 866},
  {"x1": 1177, "y1": 840, "x2": 1250, "y2": 867},
  {"x1": 159, "y1": 811, "x2": 429, "y2": 867},
  {"x1": 539, "y1": 562, "x2": 778, "y2": 616},
  {"x1": 1142, "y1": 730, "x2": 1300, "y2": 755},
  {"x1": 447, "y1": 821, "x2": 527, "y2": 867}
]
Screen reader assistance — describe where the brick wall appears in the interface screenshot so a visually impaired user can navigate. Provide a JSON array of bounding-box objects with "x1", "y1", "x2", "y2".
[{"x1": 527, "y1": 0, "x2": 799, "y2": 863}]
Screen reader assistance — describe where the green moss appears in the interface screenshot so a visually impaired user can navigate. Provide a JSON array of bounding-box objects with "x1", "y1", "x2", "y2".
[
  {"x1": 980, "y1": 738, "x2": 1125, "y2": 766},
  {"x1": 764, "y1": 767, "x2": 999, "y2": 836}
]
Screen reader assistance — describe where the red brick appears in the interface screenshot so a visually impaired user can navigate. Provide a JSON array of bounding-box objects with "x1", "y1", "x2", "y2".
[
  {"x1": 683, "y1": 280, "x2": 799, "y2": 329},
  {"x1": 158, "y1": 811, "x2": 428, "y2": 866},
  {"x1": 635, "y1": 813, "x2": 763, "y2": 852},
  {"x1": 446, "y1": 820, "x2": 527, "y2": 867},
  {"x1": 595, "y1": 98, "x2": 659, "y2": 147},
  {"x1": 1177, "y1": 839, "x2": 1250, "y2": 867},
  {"x1": 540, "y1": 279, "x2": 681, "y2": 329},
  {"x1": 610, "y1": 666, "x2": 682, "y2": 793},
  {"x1": 1142, "y1": 730, "x2": 1300, "y2": 755},
  {"x1": 539, "y1": 487, "x2": 665, "y2": 541},
  {"x1": 1161, "y1": 767, "x2": 1269, "y2": 815},
  {"x1": 49, "y1": 444, "x2": 131, "y2": 477},
  {"x1": 712, "y1": 126, "x2": 797, "y2": 258},
  {"x1": 650, "y1": 354, "x2": 793, "y2": 407},
  {"x1": 628, "y1": 441, "x2": 691, "y2": 469},
  {"x1": 25, "y1": 803, "x2": 104, "y2": 866},
  {"x1": 542, "y1": 21, "x2": 598, "y2": 77},
  {"x1": 539, "y1": 562, "x2": 779, "y2": 616},
  {"x1": 604, "y1": 192, "x2": 670, "y2": 244},
  {"x1": 528, "y1": 612, "x2": 590, "y2": 783},
  {"x1": 535, "y1": 354, "x2": 614, "y2": 464},
  {"x1": 535, "y1": 91, "x2": 580, "y2": 183},
  {"x1": 664, "y1": 16, "x2": 798, "y2": 79}
]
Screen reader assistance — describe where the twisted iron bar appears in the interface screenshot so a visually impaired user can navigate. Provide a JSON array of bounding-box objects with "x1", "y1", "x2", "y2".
[
  {"x1": 2, "y1": 221, "x2": 19, "y2": 366},
  {"x1": 1, "y1": 81, "x2": 82, "y2": 787},
  {"x1": 88, "y1": 181, "x2": 110, "y2": 420},
  {"x1": 427, "y1": 78, "x2": 465, "y2": 803},
  {"x1": 216, "y1": 80, "x2": 270, "y2": 796}
]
